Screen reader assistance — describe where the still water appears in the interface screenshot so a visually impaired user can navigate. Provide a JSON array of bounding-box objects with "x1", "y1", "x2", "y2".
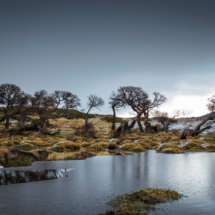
[{"x1": 0, "y1": 150, "x2": 215, "y2": 215}]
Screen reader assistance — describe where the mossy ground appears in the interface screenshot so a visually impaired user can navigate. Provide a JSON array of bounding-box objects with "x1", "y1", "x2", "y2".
[
  {"x1": 100, "y1": 187, "x2": 182, "y2": 215},
  {"x1": 1, "y1": 117, "x2": 215, "y2": 154}
]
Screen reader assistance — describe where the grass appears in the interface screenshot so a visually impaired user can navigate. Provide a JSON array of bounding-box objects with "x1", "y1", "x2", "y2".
[
  {"x1": 13, "y1": 142, "x2": 37, "y2": 149},
  {"x1": 101, "y1": 115, "x2": 124, "y2": 123},
  {"x1": 120, "y1": 144, "x2": 146, "y2": 152},
  {"x1": 101, "y1": 187, "x2": 182, "y2": 215},
  {"x1": 183, "y1": 140, "x2": 205, "y2": 151},
  {"x1": 156, "y1": 143, "x2": 184, "y2": 154},
  {"x1": 49, "y1": 141, "x2": 81, "y2": 151}
]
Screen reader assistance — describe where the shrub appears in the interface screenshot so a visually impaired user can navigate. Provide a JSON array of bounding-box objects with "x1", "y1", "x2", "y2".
[
  {"x1": 74, "y1": 123, "x2": 97, "y2": 138},
  {"x1": 108, "y1": 142, "x2": 117, "y2": 149}
]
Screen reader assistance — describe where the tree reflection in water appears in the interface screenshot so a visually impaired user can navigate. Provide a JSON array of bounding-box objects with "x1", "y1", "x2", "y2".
[
  {"x1": 0, "y1": 150, "x2": 96, "y2": 167},
  {"x1": 0, "y1": 168, "x2": 74, "y2": 186}
]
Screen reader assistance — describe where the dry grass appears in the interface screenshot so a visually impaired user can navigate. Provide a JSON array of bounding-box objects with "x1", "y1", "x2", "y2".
[
  {"x1": 14, "y1": 142, "x2": 37, "y2": 149},
  {"x1": 156, "y1": 143, "x2": 184, "y2": 154},
  {"x1": 183, "y1": 140, "x2": 205, "y2": 151},
  {"x1": 49, "y1": 141, "x2": 81, "y2": 151},
  {"x1": 88, "y1": 142, "x2": 110, "y2": 150},
  {"x1": 120, "y1": 143, "x2": 146, "y2": 152}
]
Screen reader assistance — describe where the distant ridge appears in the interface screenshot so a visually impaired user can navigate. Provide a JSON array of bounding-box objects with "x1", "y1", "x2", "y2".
[{"x1": 185, "y1": 112, "x2": 215, "y2": 122}]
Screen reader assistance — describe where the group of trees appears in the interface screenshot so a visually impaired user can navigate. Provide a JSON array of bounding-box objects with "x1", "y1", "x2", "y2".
[
  {"x1": 109, "y1": 86, "x2": 166, "y2": 135},
  {"x1": 0, "y1": 84, "x2": 167, "y2": 137},
  {"x1": 0, "y1": 83, "x2": 104, "y2": 138},
  {"x1": 1, "y1": 83, "x2": 215, "y2": 138}
]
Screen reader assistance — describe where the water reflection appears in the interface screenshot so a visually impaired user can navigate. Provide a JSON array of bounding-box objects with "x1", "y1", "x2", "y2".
[
  {"x1": 0, "y1": 150, "x2": 99, "y2": 167},
  {"x1": 1, "y1": 151, "x2": 215, "y2": 214},
  {"x1": 0, "y1": 168, "x2": 74, "y2": 186}
]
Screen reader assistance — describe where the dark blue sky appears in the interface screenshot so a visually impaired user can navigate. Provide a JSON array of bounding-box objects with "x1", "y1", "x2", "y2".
[{"x1": 1, "y1": 0, "x2": 215, "y2": 116}]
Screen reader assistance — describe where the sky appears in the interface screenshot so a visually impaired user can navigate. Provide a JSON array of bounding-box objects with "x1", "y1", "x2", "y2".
[{"x1": 0, "y1": 0, "x2": 215, "y2": 117}]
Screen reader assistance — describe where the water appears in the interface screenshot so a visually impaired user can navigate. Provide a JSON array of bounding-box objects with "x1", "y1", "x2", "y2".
[{"x1": 0, "y1": 150, "x2": 215, "y2": 214}]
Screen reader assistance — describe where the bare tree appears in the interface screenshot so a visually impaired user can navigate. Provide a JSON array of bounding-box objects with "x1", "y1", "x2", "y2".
[
  {"x1": 116, "y1": 86, "x2": 166, "y2": 132},
  {"x1": 207, "y1": 93, "x2": 215, "y2": 112},
  {"x1": 28, "y1": 90, "x2": 64, "y2": 138},
  {"x1": 180, "y1": 114, "x2": 215, "y2": 139},
  {"x1": 150, "y1": 109, "x2": 168, "y2": 118},
  {"x1": 172, "y1": 109, "x2": 193, "y2": 118},
  {"x1": 109, "y1": 91, "x2": 125, "y2": 130},
  {"x1": 0, "y1": 84, "x2": 28, "y2": 129},
  {"x1": 85, "y1": 95, "x2": 104, "y2": 125},
  {"x1": 116, "y1": 86, "x2": 149, "y2": 132}
]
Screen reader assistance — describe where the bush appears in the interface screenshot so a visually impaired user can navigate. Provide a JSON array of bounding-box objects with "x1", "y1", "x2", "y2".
[
  {"x1": 74, "y1": 123, "x2": 97, "y2": 138},
  {"x1": 108, "y1": 142, "x2": 117, "y2": 149}
]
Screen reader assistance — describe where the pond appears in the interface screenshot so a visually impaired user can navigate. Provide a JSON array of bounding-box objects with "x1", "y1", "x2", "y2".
[{"x1": 0, "y1": 150, "x2": 215, "y2": 214}]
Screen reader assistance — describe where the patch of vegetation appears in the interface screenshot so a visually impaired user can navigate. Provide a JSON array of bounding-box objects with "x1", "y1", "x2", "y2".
[
  {"x1": 101, "y1": 187, "x2": 182, "y2": 215},
  {"x1": 183, "y1": 140, "x2": 205, "y2": 151},
  {"x1": 55, "y1": 109, "x2": 95, "y2": 120},
  {"x1": 101, "y1": 115, "x2": 124, "y2": 123},
  {"x1": 74, "y1": 123, "x2": 97, "y2": 138},
  {"x1": 108, "y1": 142, "x2": 117, "y2": 149},
  {"x1": 13, "y1": 142, "x2": 37, "y2": 149},
  {"x1": 156, "y1": 143, "x2": 184, "y2": 154},
  {"x1": 120, "y1": 144, "x2": 146, "y2": 152}
]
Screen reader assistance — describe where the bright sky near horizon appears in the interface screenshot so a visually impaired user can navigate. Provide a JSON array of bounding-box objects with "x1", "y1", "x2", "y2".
[{"x1": 0, "y1": 0, "x2": 215, "y2": 117}]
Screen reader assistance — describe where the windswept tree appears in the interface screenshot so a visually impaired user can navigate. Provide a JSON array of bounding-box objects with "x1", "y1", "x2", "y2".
[
  {"x1": 207, "y1": 93, "x2": 215, "y2": 113},
  {"x1": 109, "y1": 91, "x2": 125, "y2": 130},
  {"x1": 0, "y1": 84, "x2": 29, "y2": 129},
  {"x1": 29, "y1": 90, "x2": 66, "y2": 138},
  {"x1": 116, "y1": 86, "x2": 166, "y2": 132},
  {"x1": 62, "y1": 92, "x2": 81, "y2": 115},
  {"x1": 116, "y1": 86, "x2": 149, "y2": 131},
  {"x1": 85, "y1": 95, "x2": 104, "y2": 126}
]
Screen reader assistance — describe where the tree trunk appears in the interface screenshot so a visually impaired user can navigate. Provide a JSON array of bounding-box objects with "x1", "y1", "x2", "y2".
[
  {"x1": 85, "y1": 108, "x2": 91, "y2": 126},
  {"x1": 5, "y1": 117, "x2": 9, "y2": 129},
  {"x1": 28, "y1": 118, "x2": 48, "y2": 139},
  {"x1": 111, "y1": 120, "x2": 128, "y2": 138},
  {"x1": 111, "y1": 105, "x2": 116, "y2": 130},
  {"x1": 180, "y1": 114, "x2": 215, "y2": 139},
  {"x1": 137, "y1": 117, "x2": 144, "y2": 132},
  {"x1": 127, "y1": 111, "x2": 142, "y2": 129}
]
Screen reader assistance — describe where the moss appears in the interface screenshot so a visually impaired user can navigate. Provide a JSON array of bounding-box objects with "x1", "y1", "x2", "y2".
[
  {"x1": 120, "y1": 143, "x2": 146, "y2": 152},
  {"x1": 183, "y1": 140, "x2": 205, "y2": 151},
  {"x1": 89, "y1": 142, "x2": 110, "y2": 150},
  {"x1": 157, "y1": 143, "x2": 184, "y2": 154},
  {"x1": 31, "y1": 141, "x2": 51, "y2": 147},
  {"x1": 159, "y1": 133, "x2": 172, "y2": 143},
  {"x1": 2, "y1": 141, "x2": 15, "y2": 147},
  {"x1": 104, "y1": 187, "x2": 182, "y2": 215},
  {"x1": 81, "y1": 142, "x2": 92, "y2": 147},
  {"x1": 75, "y1": 140, "x2": 83, "y2": 144},
  {"x1": 14, "y1": 142, "x2": 37, "y2": 149},
  {"x1": 170, "y1": 137, "x2": 180, "y2": 142},
  {"x1": 161, "y1": 147, "x2": 184, "y2": 154},
  {"x1": 130, "y1": 146, "x2": 146, "y2": 152},
  {"x1": 139, "y1": 140, "x2": 159, "y2": 150},
  {"x1": 120, "y1": 143, "x2": 133, "y2": 150},
  {"x1": 65, "y1": 142, "x2": 81, "y2": 150}
]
